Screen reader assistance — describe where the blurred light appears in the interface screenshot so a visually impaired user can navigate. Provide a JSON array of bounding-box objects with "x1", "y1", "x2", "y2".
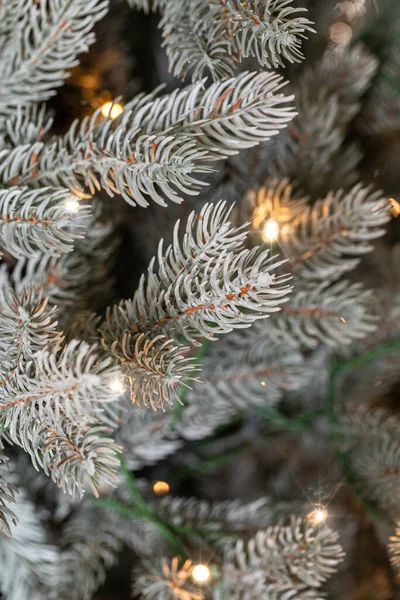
[
  {"x1": 329, "y1": 22, "x2": 353, "y2": 45},
  {"x1": 390, "y1": 198, "x2": 400, "y2": 217},
  {"x1": 80, "y1": 74, "x2": 98, "y2": 89},
  {"x1": 101, "y1": 101, "x2": 123, "y2": 119},
  {"x1": 337, "y1": 0, "x2": 366, "y2": 20},
  {"x1": 109, "y1": 378, "x2": 125, "y2": 395},
  {"x1": 153, "y1": 481, "x2": 170, "y2": 495},
  {"x1": 262, "y1": 219, "x2": 279, "y2": 243},
  {"x1": 307, "y1": 504, "x2": 328, "y2": 525},
  {"x1": 191, "y1": 564, "x2": 210, "y2": 584},
  {"x1": 64, "y1": 198, "x2": 80, "y2": 214}
]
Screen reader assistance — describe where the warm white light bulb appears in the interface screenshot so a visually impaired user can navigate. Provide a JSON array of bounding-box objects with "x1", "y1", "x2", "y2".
[
  {"x1": 191, "y1": 564, "x2": 210, "y2": 584},
  {"x1": 153, "y1": 481, "x2": 170, "y2": 495},
  {"x1": 262, "y1": 219, "x2": 279, "y2": 243},
  {"x1": 314, "y1": 509, "x2": 327, "y2": 523},
  {"x1": 64, "y1": 198, "x2": 80, "y2": 214},
  {"x1": 101, "y1": 101, "x2": 123, "y2": 119},
  {"x1": 307, "y1": 505, "x2": 328, "y2": 526},
  {"x1": 109, "y1": 378, "x2": 125, "y2": 395}
]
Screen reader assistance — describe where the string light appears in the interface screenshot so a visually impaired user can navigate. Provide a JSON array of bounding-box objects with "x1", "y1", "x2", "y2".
[
  {"x1": 101, "y1": 101, "x2": 123, "y2": 119},
  {"x1": 307, "y1": 504, "x2": 328, "y2": 526},
  {"x1": 153, "y1": 480, "x2": 170, "y2": 495},
  {"x1": 109, "y1": 378, "x2": 125, "y2": 395},
  {"x1": 329, "y1": 22, "x2": 353, "y2": 45},
  {"x1": 191, "y1": 564, "x2": 210, "y2": 584},
  {"x1": 262, "y1": 219, "x2": 280, "y2": 243},
  {"x1": 389, "y1": 198, "x2": 400, "y2": 218},
  {"x1": 64, "y1": 198, "x2": 80, "y2": 214}
]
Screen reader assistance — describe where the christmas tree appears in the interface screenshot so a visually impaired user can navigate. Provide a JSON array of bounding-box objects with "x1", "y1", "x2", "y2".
[{"x1": 0, "y1": 0, "x2": 399, "y2": 598}]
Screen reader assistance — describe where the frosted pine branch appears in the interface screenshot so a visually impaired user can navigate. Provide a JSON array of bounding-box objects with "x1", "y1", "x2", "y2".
[
  {"x1": 127, "y1": 0, "x2": 163, "y2": 11},
  {"x1": 3, "y1": 202, "x2": 118, "y2": 317},
  {"x1": 120, "y1": 71, "x2": 296, "y2": 157},
  {"x1": 5, "y1": 105, "x2": 53, "y2": 147},
  {"x1": 0, "y1": 448, "x2": 18, "y2": 537},
  {"x1": 102, "y1": 201, "x2": 292, "y2": 349},
  {"x1": 2, "y1": 411, "x2": 121, "y2": 497},
  {"x1": 0, "y1": 485, "x2": 57, "y2": 600},
  {"x1": 113, "y1": 333, "x2": 196, "y2": 410},
  {"x1": 265, "y1": 281, "x2": 378, "y2": 349},
  {"x1": 281, "y1": 184, "x2": 390, "y2": 282},
  {"x1": 0, "y1": 288, "x2": 62, "y2": 378},
  {"x1": 146, "y1": 0, "x2": 314, "y2": 81},
  {"x1": 0, "y1": 340, "x2": 120, "y2": 427},
  {"x1": 53, "y1": 507, "x2": 123, "y2": 600},
  {"x1": 341, "y1": 407, "x2": 400, "y2": 518},
  {"x1": 212, "y1": 0, "x2": 315, "y2": 69},
  {"x1": 220, "y1": 518, "x2": 344, "y2": 599},
  {"x1": 154, "y1": 496, "x2": 275, "y2": 535},
  {"x1": 133, "y1": 557, "x2": 206, "y2": 600},
  {"x1": 117, "y1": 408, "x2": 181, "y2": 469},
  {"x1": 199, "y1": 339, "x2": 313, "y2": 405},
  {"x1": 0, "y1": 0, "x2": 109, "y2": 115},
  {"x1": 160, "y1": 0, "x2": 234, "y2": 82},
  {"x1": 0, "y1": 187, "x2": 90, "y2": 258},
  {"x1": 0, "y1": 72, "x2": 294, "y2": 207}
]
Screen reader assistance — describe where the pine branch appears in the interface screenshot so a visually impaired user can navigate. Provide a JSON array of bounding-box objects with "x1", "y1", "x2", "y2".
[
  {"x1": 133, "y1": 557, "x2": 206, "y2": 600},
  {"x1": 340, "y1": 407, "x2": 400, "y2": 519},
  {"x1": 5, "y1": 104, "x2": 53, "y2": 147},
  {"x1": 266, "y1": 281, "x2": 378, "y2": 349},
  {"x1": 220, "y1": 517, "x2": 344, "y2": 599},
  {"x1": 0, "y1": 484, "x2": 57, "y2": 600},
  {"x1": 102, "y1": 201, "x2": 292, "y2": 348},
  {"x1": 120, "y1": 70, "x2": 296, "y2": 157},
  {"x1": 117, "y1": 408, "x2": 182, "y2": 469},
  {"x1": 0, "y1": 340, "x2": 120, "y2": 423},
  {"x1": 127, "y1": 0, "x2": 163, "y2": 11},
  {"x1": 4, "y1": 201, "x2": 118, "y2": 318},
  {"x1": 175, "y1": 389, "x2": 239, "y2": 441},
  {"x1": 199, "y1": 338, "x2": 314, "y2": 405},
  {"x1": 53, "y1": 507, "x2": 124, "y2": 600},
  {"x1": 160, "y1": 0, "x2": 235, "y2": 82},
  {"x1": 0, "y1": 447, "x2": 18, "y2": 537},
  {"x1": 113, "y1": 333, "x2": 197, "y2": 410},
  {"x1": 0, "y1": 186, "x2": 90, "y2": 258},
  {"x1": 0, "y1": 288, "x2": 62, "y2": 379},
  {"x1": 0, "y1": 0, "x2": 109, "y2": 115},
  {"x1": 273, "y1": 45, "x2": 378, "y2": 195},
  {"x1": 0, "y1": 72, "x2": 294, "y2": 207},
  {"x1": 2, "y1": 412, "x2": 121, "y2": 497},
  {"x1": 212, "y1": 0, "x2": 315, "y2": 69},
  {"x1": 282, "y1": 183, "x2": 390, "y2": 282},
  {"x1": 153, "y1": 496, "x2": 274, "y2": 537}
]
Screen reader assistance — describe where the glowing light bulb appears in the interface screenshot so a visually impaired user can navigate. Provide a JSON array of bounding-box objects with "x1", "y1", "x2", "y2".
[
  {"x1": 101, "y1": 101, "x2": 123, "y2": 119},
  {"x1": 191, "y1": 564, "x2": 210, "y2": 584},
  {"x1": 329, "y1": 22, "x2": 353, "y2": 46},
  {"x1": 390, "y1": 198, "x2": 400, "y2": 218},
  {"x1": 307, "y1": 505, "x2": 328, "y2": 526},
  {"x1": 262, "y1": 219, "x2": 279, "y2": 243},
  {"x1": 109, "y1": 378, "x2": 125, "y2": 395},
  {"x1": 153, "y1": 481, "x2": 170, "y2": 496},
  {"x1": 64, "y1": 198, "x2": 80, "y2": 214}
]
